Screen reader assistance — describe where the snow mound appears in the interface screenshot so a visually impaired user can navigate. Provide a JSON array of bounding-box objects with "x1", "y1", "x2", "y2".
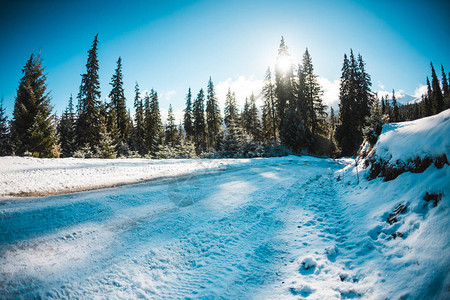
[
  {"x1": 362, "y1": 109, "x2": 450, "y2": 180},
  {"x1": 376, "y1": 109, "x2": 450, "y2": 164}
]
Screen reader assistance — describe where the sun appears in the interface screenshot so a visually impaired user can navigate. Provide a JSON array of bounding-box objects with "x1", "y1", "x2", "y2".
[{"x1": 276, "y1": 54, "x2": 292, "y2": 75}]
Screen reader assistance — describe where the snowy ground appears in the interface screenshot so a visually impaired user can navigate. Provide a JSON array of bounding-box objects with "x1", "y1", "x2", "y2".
[
  {"x1": 0, "y1": 111, "x2": 448, "y2": 299},
  {"x1": 0, "y1": 156, "x2": 262, "y2": 197}
]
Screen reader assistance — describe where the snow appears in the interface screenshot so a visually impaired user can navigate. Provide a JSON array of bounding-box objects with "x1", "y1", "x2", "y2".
[
  {"x1": 0, "y1": 112, "x2": 449, "y2": 299},
  {"x1": 374, "y1": 109, "x2": 450, "y2": 164},
  {"x1": 0, "y1": 156, "x2": 291, "y2": 197}
]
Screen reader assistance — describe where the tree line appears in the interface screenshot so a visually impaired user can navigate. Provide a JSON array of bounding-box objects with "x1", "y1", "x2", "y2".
[{"x1": 0, "y1": 35, "x2": 449, "y2": 158}]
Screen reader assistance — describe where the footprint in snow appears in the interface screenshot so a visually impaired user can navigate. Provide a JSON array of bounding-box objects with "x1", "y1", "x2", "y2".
[{"x1": 289, "y1": 285, "x2": 315, "y2": 297}]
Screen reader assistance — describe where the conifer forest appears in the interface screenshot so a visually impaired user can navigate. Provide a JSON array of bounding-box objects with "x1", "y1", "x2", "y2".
[{"x1": 2, "y1": 35, "x2": 448, "y2": 159}]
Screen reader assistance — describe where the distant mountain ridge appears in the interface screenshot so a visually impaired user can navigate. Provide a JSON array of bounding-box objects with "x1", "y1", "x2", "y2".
[{"x1": 379, "y1": 92, "x2": 422, "y2": 105}]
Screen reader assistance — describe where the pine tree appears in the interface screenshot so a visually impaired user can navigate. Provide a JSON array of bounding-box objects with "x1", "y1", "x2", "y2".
[
  {"x1": 262, "y1": 68, "x2": 277, "y2": 143},
  {"x1": 221, "y1": 115, "x2": 244, "y2": 157},
  {"x1": 106, "y1": 100, "x2": 119, "y2": 143},
  {"x1": 274, "y1": 36, "x2": 294, "y2": 130},
  {"x1": 97, "y1": 103, "x2": 117, "y2": 158},
  {"x1": 329, "y1": 107, "x2": 336, "y2": 140},
  {"x1": 76, "y1": 34, "x2": 102, "y2": 151},
  {"x1": 58, "y1": 95, "x2": 76, "y2": 157},
  {"x1": 224, "y1": 88, "x2": 239, "y2": 127},
  {"x1": 423, "y1": 77, "x2": 433, "y2": 117},
  {"x1": 430, "y1": 62, "x2": 444, "y2": 114},
  {"x1": 144, "y1": 89, "x2": 162, "y2": 155},
  {"x1": 441, "y1": 65, "x2": 449, "y2": 98},
  {"x1": 442, "y1": 65, "x2": 450, "y2": 109},
  {"x1": 356, "y1": 54, "x2": 373, "y2": 128},
  {"x1": 0, "y1": 98, "x2": 11, "y2": 156},
  {"x1": 335, "y1": 50, "x2": 373, "y2": 156},
  {"x1": 242, "y1": 97, "x2": 251, "y2": 134},
  {"x1": 133, "y1": 82, "x2": 145, "y2": 155},
  {"x1": 302, "y1": 48, "x2": 327, "y2": 136},
  {"x1": 336, "y1": 53, "x2": 360, "y2": 156},
  {"x1": 280, "y1": 95, "x2": 307, "y2": 152},
  {"x1": 11, "y1": 53, "x2": 57, "y2": 157},
  {"x1": 205, "y1": 77, "x2": 222, "y2": 150},
  {"x1": 183, "y1": 88, "x2": 194, "y2": 141},
  {"x1": 381, "y1": 96, "x2": 386, "y2": 114},
  {"x1": 165, "y1": 104, "x2": 178, "y2": 147},
  {"x1": 391, "y1": 89, "x2": 399, "y2": 122},
  {"x1": 109, "y1": 57, "x2": 129, "y2": 145},
  {"x1": 248, "y1": 93, "x2": 260, "y2": 140},
  {"x1": 143, "y1": 92, "x2": 151, "y2": 153},
  {"x1": 363, "y1": 98, "x2": 384, "y2": 146},
  {"x1": 193, "y1": 89, "x2": 206, "y2": 152}
]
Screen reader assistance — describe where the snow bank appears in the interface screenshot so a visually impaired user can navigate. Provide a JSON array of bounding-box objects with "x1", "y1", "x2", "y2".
[
  {"x1": 0, "y1": 155, "x2": 302, "y2": 198},
  {"x1": 372, "y1": 109, "x2": 450, "y2": 165},
  {"x1": 337, "y1": 110, "x2": 450, "y2": 299}
]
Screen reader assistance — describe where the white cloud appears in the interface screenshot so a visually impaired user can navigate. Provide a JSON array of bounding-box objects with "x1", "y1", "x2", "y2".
[
  {"x1": 162, "y1": 90, "x2": 176, "y2": 102},
  {"x1": 216, "y1": 75, "x2": 264, "y2": 109},
  {"x1": 318, "y1": 77, "x2": 340, "y2": 110},
  {"x1": 413, "y1": 84, "x2": 427, "y2": 98}
]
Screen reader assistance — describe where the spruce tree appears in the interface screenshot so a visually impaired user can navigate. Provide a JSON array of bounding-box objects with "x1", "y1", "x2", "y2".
[
  {"x1": 221, "y1": 116, "x2": 244, "y2": 157},
  {"x1": 224, "y1": 88, "x2": 239, "y2": 127},
  {"x1": 442, "y1": 65, "x2": 450, "y2": 109},
  {"x1": 205, "y1": 77, "x2": 222, "y2": 150},
  {"x1": 109, "y1": 57, "x2": 129, "y2": 145},
  {"x1": 363, "y1": 99, "x2": 384, "y2": 146},
  {"x1": 381, "y1": 97, "x2": 386, "y2": 114},
  {"x1": 58, "y1": 95, "x2": 76, "y2": 157},
  {"x1": 193, "y1": 89, "x2": 206, "y2": 152},
  {"x1": 430, "y1": 62, "x2": 444, "y2": 114},
  {"x1": 391, "y1": 89, "x2": 399, "y2": 122},
  {"x1": 274, "y1": 36, "x2": 294, "y2": 130},
  {"x1": 97, "y1": 102, "x2": 117, "y2": 158},
  {"x1": 133, "y1": 82, "x2": 145, "y2": 155},
  {"x1": 144, "y1": 89, "x2": 162, "y2": 154},
  {"x1": 183, "y1": 88, "x2": 194, "y2": 141},
  {"x1": 143, "y1": 92, "x2": 151, "y2": 153},
  {"x1": 336, "y1": 53, "x2": 360, "y2": 156},
  {"x1": 248, "y1": 93, "x2": 260, "y2": 140},
  {"x1": 11, "y1": 53, "x2": 57, "y2": 157},
  {"x1": 280, "y1": 95, "x2": 307, "y2": 152},
  {"x1": 106, "y1": 100, "x2": 119, "y2": 143},
  {"x1": 302, "y1": 48, "x2": 327, "y2": 136},
  {"x1": 328, "y1": 107, "x2": 335, "y2": 139},
  {"x1": 0, "y1": 98, "x2": 11, "y2": 156},
  {"x1": 242, "y1": 97, "x2": 251, "y2": 135},
  {"x1": 262, "y1": 68, "x2": 277, "y2": 143},
  {"x1": 165, "y1": 104, "x2": 178, "y2": 147},
  {"x1": 356, "y1": 54, "x2": 373, "y2": 128},
  {"x1": 441, "y1": 65, "x2": 449, "y2": 98},
  {"x1": 76, "y1": 34, "x2": 102, "y2": 151},
  {"x1": 336, "y1": 50, "x2": 373, "y2": 156},
  {"x1": 423, "y1": 77, "x2": 433, "y2": 117}
]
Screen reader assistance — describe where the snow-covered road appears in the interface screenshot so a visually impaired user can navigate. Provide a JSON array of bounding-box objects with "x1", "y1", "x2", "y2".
[{"x1": 0, "y1": 157, "x2": 356, "y2": 298}]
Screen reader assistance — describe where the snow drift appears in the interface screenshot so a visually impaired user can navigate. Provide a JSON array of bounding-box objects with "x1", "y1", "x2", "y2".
[
  {"x1": 339, "y1": 109, "x2": 450, "y2": 299},
  {"x1": 362, "y1": 109, "x2": 450, "y2": 180}
]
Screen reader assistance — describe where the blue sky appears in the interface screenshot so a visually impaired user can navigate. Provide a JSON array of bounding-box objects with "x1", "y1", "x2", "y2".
[{"x1": 1, "y1": 0, "x2": 449, "y2": 121}]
